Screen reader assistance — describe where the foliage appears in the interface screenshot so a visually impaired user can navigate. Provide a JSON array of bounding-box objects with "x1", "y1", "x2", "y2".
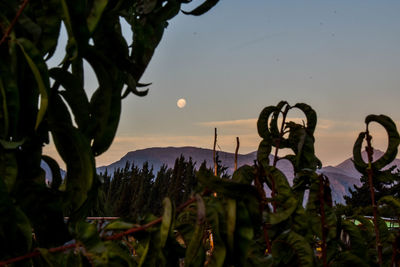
[
  {"x1": 93, "y1": 155, "x2": 199, "y2": 219},
  {"x1": 0, "y1": 0, "x2": 220, "y2": 264},
  {"x1": 1, "y1": 0, "x2": 400, "y2": 266}
]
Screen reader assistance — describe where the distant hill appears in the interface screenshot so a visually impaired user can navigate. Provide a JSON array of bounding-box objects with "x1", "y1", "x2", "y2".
[
  {"x1": 44, "y1": 146, "x2": 399, "y2": 204},
  {"x1": 96, "y1": 146, "x2": 257, "y2": 175},
  {"x1": 97, "y1": 146, "x2": 400, "y2": 204}
]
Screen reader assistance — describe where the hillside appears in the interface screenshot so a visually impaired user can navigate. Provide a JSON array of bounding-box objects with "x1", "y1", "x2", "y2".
[{"x1": 97, "y1": 146, "x2": 399, "y2": 204}]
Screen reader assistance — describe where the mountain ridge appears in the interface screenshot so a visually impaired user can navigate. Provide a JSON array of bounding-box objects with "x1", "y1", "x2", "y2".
[{"x1": 96, "y1": 146, "x2": 400, "y2": 204}]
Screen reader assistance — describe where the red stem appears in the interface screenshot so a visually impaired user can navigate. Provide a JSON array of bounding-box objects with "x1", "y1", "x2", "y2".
[
  {"x1": 0, "y1": 0, "x2": 30, "y2": 46},
  {"x1": 255, "y1": 164, "x2": 272, "y2": 253},
  {"x1": 365, "y1": 130, "x2": 383, "y2": 266},
  {"x1": 0, "y1": 192, "x2": 204, "y2": 266}
]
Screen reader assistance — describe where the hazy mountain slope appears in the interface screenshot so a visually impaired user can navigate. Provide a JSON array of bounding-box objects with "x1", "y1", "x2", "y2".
[
  {"x1": 97, "y1": 146, "x2": 393, "y2": 204},
  {"x1": 333, "y1": 150, "x2": 400, "y2": 179}
]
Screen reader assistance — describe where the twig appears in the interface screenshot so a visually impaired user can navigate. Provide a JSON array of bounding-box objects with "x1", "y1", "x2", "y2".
[
  {"x1": 0, "y1": 191, "x2": 209, "y2": 266},
  {"x1": 234, "y1": 137, "x2": 239, "y2": 171},
  {"x1": 0, "y1": 0, "x2": 30, "y2": 46},
  {"x1": 255, "y1": 162, "x2": 272, "y2": 254},
  {"x1": 365, "y1": 130, "x2": 383, "y2": 266},
  {"x1": 213, "y1": 128, "x2": 217, "y2": 176}
]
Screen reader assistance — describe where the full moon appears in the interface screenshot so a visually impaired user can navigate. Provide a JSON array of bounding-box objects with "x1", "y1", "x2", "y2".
[{"x1": 177, "y1": 98, "x2": 186, "y2": 108}]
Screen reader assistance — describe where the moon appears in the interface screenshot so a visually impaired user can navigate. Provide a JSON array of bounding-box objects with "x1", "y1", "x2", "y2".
[{"x1": 177, "y1": 98, "x2": 186, "y2": 108}]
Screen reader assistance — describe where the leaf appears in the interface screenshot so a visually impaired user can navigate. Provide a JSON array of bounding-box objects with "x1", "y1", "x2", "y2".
[
  {"x1": 84, "y1": 47, "x2": 121, "y2": 155},
  {"x1": 48, "y1": 67, "x2": 90, "y2": 131},
  {"x1": 104, "y1": 220, "x2": 136, "y2": 231},
  {"x1": 293, "y1": 103, "x2": 317, "y2": 134},
  {"x1": 353, "y1": 132, "x2": 368, "y2": 173},
  {"x1": 27, "y1": 0, "x2": 62, "y2": 58},
  {"x1": 197, "y1": 173, "x2": 258, "y2": 201},
  {"x1": 234, "y1": 201, "x2": 254, "y2": 266},
  {"x1": 353, "y1": 114, "x2": 400, "y2": 173},
  {"x1": 87, "y1": 0, "x2": 108, "y2": 33},
  {"x1": 257, "y1": 106, "x2": 276, "y2": 140},
  {"x1": 226, "y1": 198, "x2": 236, "y2": 254},
  {"x1": 185, "y1": 194, "x2": 206, "y2": 267},
  {"x1": 16, "y1": 38, "x2": 50, "y2": 130},
  {"x1": 266, "y1": 196, "x2": 298, "y2": 225},
  {"x1": 257, "y1": 139, "x2": 272, "y2": 169},
  {"x1": 0, "y1": 149, "x2": 17, "y2": 191},
  {"x1": 272, "y1": 231, "x2": 314, "y2": 267},
  {"x1": 205, "y1": 199, "x2": 227, "y2": 267},
  {"x1": 160, "y1": 197, "x2": 173, "y2": 248},
  {"x1": 15, "y1": 207, "x2": 33, "y2": 252},
  {"x1": 182, "y1": 0, "x2": 220, "y2": 16},
  {"x1": 330, "y1": 251, "x2": 369, "y2": 267},
  {"x1": 0, "y1": 138, "x2": 25, "y2": 149},
  {"x1": 341, "y1": 220, "x2": 368, "y2": 259},
  {"x1": 42, "y1": 155, "x2": 63, "y2": 190},
  {"x1": 51, "y1": 123, "x2": 94, "y2": 210},
  {"x1": 138, "y1": 237, "x2": 151, "y2": 267},
  {"x1": 365, "y1": 115, "x2": 400, "y2": 170},
  {"x1": 378, "y1": 196, "x2": 400, "y2": 216}
]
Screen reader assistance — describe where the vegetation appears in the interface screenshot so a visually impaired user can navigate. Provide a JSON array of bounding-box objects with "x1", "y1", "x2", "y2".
[{"x1": 1, "y1": 0, "x2": 400, "y2": 266}]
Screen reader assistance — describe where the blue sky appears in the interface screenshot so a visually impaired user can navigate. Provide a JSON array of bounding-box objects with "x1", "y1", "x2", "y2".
[{"x1": 45, "y1": 0, "x2": 400, "y2": 167}]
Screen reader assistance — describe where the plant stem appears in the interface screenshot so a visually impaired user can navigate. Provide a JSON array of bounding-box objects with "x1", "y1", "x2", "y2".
[
  {"x1": 0, "y1": 0, "x2": 30, "y2": 46},
  {"x1": 0, "y1": 191, "x2": 210, "y2": 265},
  {"x1": 365, "y1": 130, "x2": 383, "y2": 266},
  {"x1": 213, "y1": 128, "x2": 217, "y2": 176},
  {"x1": 234, "y1": 137, "x2": 239, "y2": 171},
  {"x1": 255, "y1": 163, "x2": 272, "y2": 253}
]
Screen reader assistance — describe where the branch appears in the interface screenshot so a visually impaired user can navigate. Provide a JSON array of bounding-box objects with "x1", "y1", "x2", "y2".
[
  {"x1": 0, "y1": 191, "x2": 208, "y2": 266},
  {"x1": 0, "y1": 0, "x2": 30, "y2": 46}
]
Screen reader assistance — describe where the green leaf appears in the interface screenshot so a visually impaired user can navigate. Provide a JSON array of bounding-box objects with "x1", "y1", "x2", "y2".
[
  {"x1": 27, "y1": 0, "x2": 62, "y2": 58},
  {"x1": 234, "y1": 201, "x2": 254, "y2": 266},
  {"x1": 257, "y1": 106, "x2": 276, "y2": 140},
  {"x1": 42, "y1": 155, "x2": 63, "y2": 190},
  {"x1": 330, "y1": 251, "x2": 369, "y2": 267},
  {"x1": 365, "y1": 115, "x2": 400, "y2": 170},
  {"x1": 226, "y1": 198, "x2": 236, "y2": 254},
  {"x1": 272, "y1": 231, "x2": 314, "y2": 267},
  {"x1": 138, "y1": 236, "x2": 151, "y2": 267},
  {"x1": 0, "y1": 149, "x2": 17, "y2": 191},
  {"x1": 75, "y1": 221, "x2": 101, "y2": 248},
  {"x1": 197, "y1": 173, "x2": 258, "y2": 201},
  {"x1": 293, "y1": 103, "x2": 317, "y2": 134},
  {"x1": 104, "y1": 220, "x2": 136, "y2": 231},
  {"x1": 16, "y1": 38, "x2": 50, "y2": 130},
  {"x1": 266, "y1": 196, "x2": 298, "y2": 225},
  {"x1": 185, "y1": 194, "x2": 206, "y2": 267},
  {"x1": 378, "y1": 196, "x2": 400, "y2": 216},
  {"x1": 48, "y1": 67, "x2": 90, "y2": 131},
  {"x1": 257, "y1": 139, "x2": 272, "y2": 169},
  {"x1": 87, "y1": 0, "x2": 108, "y2": 33},
  {"x1": 15, "y1": 207, "x2": 33, "y2": 252},
  {"x1": 353, "y1": 114, "x2": 400, "y2": 173},
  {"x1": 205, "y1": 199, "x2": 227, "y2": 267},
  {"x1": 160, "y1": 197, "x2": 173, "y2": 248},
  {"x1": 341, "y1": 220, "x2": 368, "y2": 259},
  {"x1": 51, "y1": 124, "x2": 94, "y2": 210},
  {"x1": 182, "y1": 0, "x2": 220, "y2": 16}
]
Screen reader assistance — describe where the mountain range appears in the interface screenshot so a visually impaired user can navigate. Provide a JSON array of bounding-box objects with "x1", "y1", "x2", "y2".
[{"x1": 96, "y1": 146, "x2": 400, "y2": 204}]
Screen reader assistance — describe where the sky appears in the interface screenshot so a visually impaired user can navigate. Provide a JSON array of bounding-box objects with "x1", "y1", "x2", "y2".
[{"x1": 44, "y1": 0, "x2": 400, "y2": 168}]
